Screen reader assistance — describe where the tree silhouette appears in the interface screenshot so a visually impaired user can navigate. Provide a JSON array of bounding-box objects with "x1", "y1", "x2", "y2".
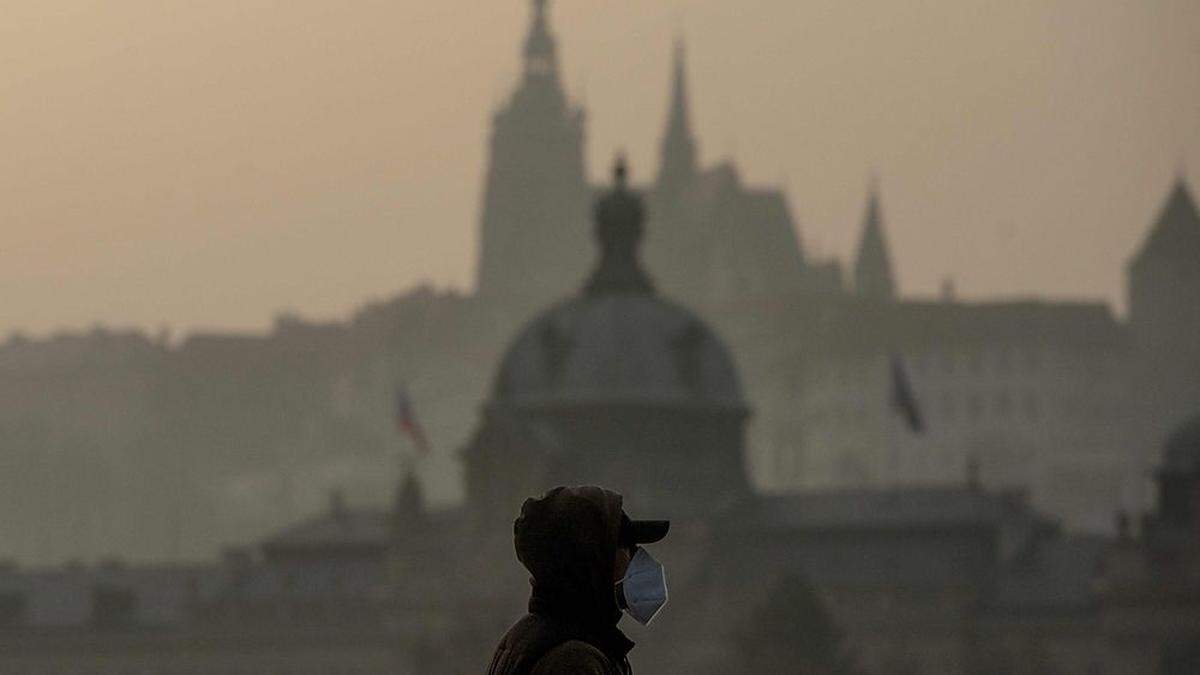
[{"x1": 735, "y1": 573, "x2": 861, "y2": 675}]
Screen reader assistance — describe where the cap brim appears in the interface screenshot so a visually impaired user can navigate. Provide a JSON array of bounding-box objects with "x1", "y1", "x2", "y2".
[{"x1": 626, "y1": 519, "x2": 670, "y2": 544}]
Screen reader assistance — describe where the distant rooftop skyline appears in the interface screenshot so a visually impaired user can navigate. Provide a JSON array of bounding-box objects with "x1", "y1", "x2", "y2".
[{"x1": 1, "y1": 0, "x2": 1197, "y2": 335}]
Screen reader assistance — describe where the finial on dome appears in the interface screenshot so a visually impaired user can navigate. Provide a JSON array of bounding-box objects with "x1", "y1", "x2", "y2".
[{"x1": 614, "y1": 152, "x2": 629, "y2": 188}]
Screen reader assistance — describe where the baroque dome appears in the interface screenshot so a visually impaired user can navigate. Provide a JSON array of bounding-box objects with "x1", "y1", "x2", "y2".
[
  {"x1": 493, "y1": 293, "x2": 744, "y2": 411},
  {"x1": 490, "y1": 157, "x2": 745, "y2": 413}
]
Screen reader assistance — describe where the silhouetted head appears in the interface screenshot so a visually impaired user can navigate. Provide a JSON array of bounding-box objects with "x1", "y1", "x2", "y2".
[{"x1": 514, "y1": 486, "x2": 668, "y2": 627}]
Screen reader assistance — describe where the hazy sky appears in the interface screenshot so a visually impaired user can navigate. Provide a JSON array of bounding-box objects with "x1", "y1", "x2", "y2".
[{"x1": 2, "y1": 0, "x2": 1197, "y2": 336}]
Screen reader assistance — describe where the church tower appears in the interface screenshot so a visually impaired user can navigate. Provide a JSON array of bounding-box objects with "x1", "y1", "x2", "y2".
[
  {"x1": 852, "y1": 181, "x2": 897, "y2": 301},
  {"x1": 645, "y1": 38, "x2": 707, "y2": 308},
  {"x1": 645, "y1": 38, "x2": 810, "y2": 308},
  {"x1": 1128, "y1": 178, "x2": 1200, "y2": 455},
  {"x1": 476, "y1": 0, "x2": 591, "y2": 321}
]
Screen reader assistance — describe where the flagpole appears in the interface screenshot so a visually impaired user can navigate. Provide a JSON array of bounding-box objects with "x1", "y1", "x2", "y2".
[
  {"x1": 886, "y1": 352, "x2": 926, "y2": 491},
  {"x1": 887, "y1": 361, "x2": 900, "y2": 492},
  {"x1": 400, "y1": 451, "x2": 418, "y2": 490},
  {"x1": 394, "y1": 383, "x2": 431, "y2": 471}
]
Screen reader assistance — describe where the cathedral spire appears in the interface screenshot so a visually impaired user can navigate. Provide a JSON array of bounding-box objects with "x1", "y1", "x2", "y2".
[
  {"x1": 853, "y1": 179, "x2": 897, "y2": 301},
  {"x1": 658, "y1": 38, "x2": 698, "y2": 189},
  {"x1": 523, "y1": 0, "x2": 558, "y2": 79}
]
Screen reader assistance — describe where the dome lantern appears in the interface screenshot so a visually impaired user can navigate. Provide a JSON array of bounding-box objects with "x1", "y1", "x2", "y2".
[
  {"x1": 585, "y1": 155, "x2": 655, "y2": 296},
  {"x1": 490, "y1": 160, "x2": 745, "y2": 413}
]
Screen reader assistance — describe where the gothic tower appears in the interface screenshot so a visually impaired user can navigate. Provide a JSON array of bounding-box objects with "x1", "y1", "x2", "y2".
[
  {"x1": 852, "y1": 181, "x2": 897, "y2": 301},
  {"x1": 645, "y1": 38, "x2": 707, "y2": 308},
  {"x1": 645, "y1": 38, "x2": 810, "y2": 309},
  {"x1": 657, "y1": 39, "x2": 699, "y2": 194},
  {"x1": 476, "y1": 0, "x2": 591, "y2": 321}
]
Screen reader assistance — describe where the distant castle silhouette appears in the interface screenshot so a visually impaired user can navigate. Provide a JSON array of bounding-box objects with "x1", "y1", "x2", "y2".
[
  {"x1": 475, "y1": 0, "x2": 1200, "y2": 531},
  {"x1": 477, "y1": 2, "x2": 829, "y2": 320},
  {"x1": 0, "y1": 3, "x2": 1198, "y2": 673},
  {"x1": 0, "y1": 0, "x2": 1196, "y2": 565}
]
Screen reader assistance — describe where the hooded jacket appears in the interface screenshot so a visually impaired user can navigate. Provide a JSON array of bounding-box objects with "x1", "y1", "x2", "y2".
[{"x1": 486, "y1": 486, "x2": 635, "y2": 675}]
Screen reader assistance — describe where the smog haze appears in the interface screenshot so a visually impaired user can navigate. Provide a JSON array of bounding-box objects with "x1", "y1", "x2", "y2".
[{"x1": 1, "y1": 0, "x2": 1197, "y2": 335}]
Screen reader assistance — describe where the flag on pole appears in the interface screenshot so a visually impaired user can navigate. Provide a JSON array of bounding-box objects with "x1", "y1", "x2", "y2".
[
  {"x1": 394, "y1": 385, "x2": 431, "y2": 456},
  {"x1": 890, "y1": 355, "x2": 924, "y2": 434}
]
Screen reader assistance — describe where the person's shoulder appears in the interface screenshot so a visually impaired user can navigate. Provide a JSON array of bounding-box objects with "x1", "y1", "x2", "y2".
[{"x1": 530, "y1": 639, "x2": 619, "y2": 675}]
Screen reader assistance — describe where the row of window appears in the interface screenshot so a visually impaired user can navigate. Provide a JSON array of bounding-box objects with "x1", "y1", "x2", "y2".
[
  {"x1": 0, "y1": 587, "x2": 136, "y2": 630},
  {"x1": 909, "y1": 347, "x2": 1044, "y2": 377}
]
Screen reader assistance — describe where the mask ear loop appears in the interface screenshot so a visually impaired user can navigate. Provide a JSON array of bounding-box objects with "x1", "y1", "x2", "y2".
[
  {"x1": 614, "y1": 580, "x2": 628, "y2": 610},
  {"x1": 613, "y1": 545, "x2": 640, "y2": 611}
]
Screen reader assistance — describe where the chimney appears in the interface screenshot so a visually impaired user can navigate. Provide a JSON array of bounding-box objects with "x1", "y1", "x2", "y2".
[
  {"x1": 329, "y1": 488, "x2": 347, "y2": 519},
  {"x1": 940, "y1": 277, "x2": 957, "y2": 303}
]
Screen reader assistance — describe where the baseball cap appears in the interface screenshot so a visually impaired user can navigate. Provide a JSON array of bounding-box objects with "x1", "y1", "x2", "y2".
[{"x1": 619, "y1": 513, "x2": 670, "y2": 547}]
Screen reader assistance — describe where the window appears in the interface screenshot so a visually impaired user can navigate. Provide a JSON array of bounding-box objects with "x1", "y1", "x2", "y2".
[
  {"x1": 774, "y1": 444, "x2": 789, "y2": 477},
  {"x1": 967, "y1": 393, "x2": 984, "y2": 421},
  {"x1": 968, "y1": 350, "x2": 984, "y2": 375},
  {"x1": 1025, "y1": 348, "x2": 1041, "y2": 371},
  {"x1": 941, "y1": 392, "x2": 957, "y2": 423},
  {"x1": 1023, "y1": 392, "x2": 1039, "y2": 421},
  {"x1": 995, "y1": 346, "x2": 1013, "y2": 374},
  {"x1": 995, "y1": 391, "x2": 1013, "y2": 418},
  {"x1": 91, "y1": 585, "x2": 137, "y2": 628}
]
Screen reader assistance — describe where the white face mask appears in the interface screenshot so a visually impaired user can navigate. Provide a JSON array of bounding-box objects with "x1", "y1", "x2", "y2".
[{"x1": 616, "y1": 547, "x2": 668, "y2": 625}]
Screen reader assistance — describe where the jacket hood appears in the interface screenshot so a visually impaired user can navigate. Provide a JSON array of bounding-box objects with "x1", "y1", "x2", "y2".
[{"x1": 515, "y1": 485, "x2": 625, "y2": 629}]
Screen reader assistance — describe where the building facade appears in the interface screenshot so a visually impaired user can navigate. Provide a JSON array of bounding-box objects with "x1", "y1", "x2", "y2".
[
  {"x1": 0, "y1": 0, "x2": 1198, "y2": 570},
  {"x1": 0, "y1": 149, "x2": 1197, "y2": 673}
]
